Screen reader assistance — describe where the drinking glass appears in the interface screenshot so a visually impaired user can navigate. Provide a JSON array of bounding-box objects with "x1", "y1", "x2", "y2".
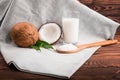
[{"x1": 61, "y1": 11, "x2": 80, "y2": 44}]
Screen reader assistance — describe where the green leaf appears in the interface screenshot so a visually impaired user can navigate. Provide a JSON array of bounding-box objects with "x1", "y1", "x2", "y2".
[
  {"x1": 31, "y1": 40, "x2": 53, "y2": 51},
  {"x1": 39, "y1": 40, "x2": 53, "y2": 49},
  {"x1": 31, "y1": 45, "x2": 40, "y2": 50}
]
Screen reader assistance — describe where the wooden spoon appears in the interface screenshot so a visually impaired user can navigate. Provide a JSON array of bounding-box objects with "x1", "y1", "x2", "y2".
[{"x1": 56, "y1": 40, "x2": 118, "y2": 53}]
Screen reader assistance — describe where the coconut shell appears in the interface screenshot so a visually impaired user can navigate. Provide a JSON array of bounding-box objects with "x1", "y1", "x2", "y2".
[
  {"x1": 39, "y1": 22, "x2": 62, "y2": 45},
  {"x1": 10, "y1": 22, "x2": 39, "y2": 47}
]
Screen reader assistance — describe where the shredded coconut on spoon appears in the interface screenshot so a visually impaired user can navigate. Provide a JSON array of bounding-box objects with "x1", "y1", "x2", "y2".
[{"x1": 57, "y1": 44, "x2": 78, "y2": 51}]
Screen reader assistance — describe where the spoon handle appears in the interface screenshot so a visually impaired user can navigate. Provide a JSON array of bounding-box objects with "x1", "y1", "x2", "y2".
[{"x1": 77, "y1": 39, "x2": 118, "y2": 48}]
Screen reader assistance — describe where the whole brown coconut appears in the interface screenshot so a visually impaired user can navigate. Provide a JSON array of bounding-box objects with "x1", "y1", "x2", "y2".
[{"x1": 10, "y1": 22, "x2": 39, "y2": 47}]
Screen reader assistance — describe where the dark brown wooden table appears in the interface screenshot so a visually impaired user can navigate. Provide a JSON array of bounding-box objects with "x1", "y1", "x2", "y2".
[{"x1": 0, "y1": 0, "x2": 120, "y2": 80}]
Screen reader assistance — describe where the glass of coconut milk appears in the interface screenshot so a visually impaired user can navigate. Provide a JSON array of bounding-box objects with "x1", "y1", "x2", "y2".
[{"x1": 62, "y1": 11, "x2": 79, "y2": 44}]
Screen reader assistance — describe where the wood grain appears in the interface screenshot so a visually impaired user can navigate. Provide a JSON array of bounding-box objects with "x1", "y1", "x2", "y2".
[
  {"x1": 0, "y1": 0, "x2": 120, "y2": 80},
  {"x1": 79, "y1": 0, "x2": 120, "y2": 23}
]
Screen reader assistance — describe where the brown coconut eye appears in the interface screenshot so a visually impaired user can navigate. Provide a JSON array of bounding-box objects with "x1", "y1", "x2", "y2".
[
  {"x1": 10, "y1": 22, "x2": 39, "y2": 47},
  {"x1": 38, "y1": 23, "x2": 62, "y2": 45}
]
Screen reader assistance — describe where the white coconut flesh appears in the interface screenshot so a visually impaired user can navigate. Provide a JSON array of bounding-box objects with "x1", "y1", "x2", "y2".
[{"x1": 39, "y1": 23, "x2": 62, "y2": 44}]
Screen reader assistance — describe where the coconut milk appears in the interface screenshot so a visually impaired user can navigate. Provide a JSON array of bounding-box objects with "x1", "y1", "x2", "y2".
[{"x1": 62, "y1": 18, "x2": 79, "y2": 43}]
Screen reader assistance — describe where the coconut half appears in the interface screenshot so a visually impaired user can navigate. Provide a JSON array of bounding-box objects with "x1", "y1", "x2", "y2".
[{"x1": 39, "y1": 23, "x2": 62, "y2": 44}]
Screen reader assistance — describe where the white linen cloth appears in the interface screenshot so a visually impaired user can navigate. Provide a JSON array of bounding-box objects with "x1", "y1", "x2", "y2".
[{"x1": 0, "y1": 0, "x2": 119, "y2": 78}]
